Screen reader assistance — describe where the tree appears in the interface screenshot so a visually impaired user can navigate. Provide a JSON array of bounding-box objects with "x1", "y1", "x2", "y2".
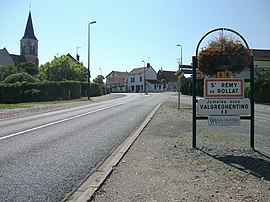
[
  {"x1": 93, "y1": 75, "x2": 104, "y2": 84},
  {"x1": 0, "y1": 65, "x2": 26, "y2": 82},
  {"x1": 38, "y1": 55, "x2": 88, "y2": 81},
  {"x1": 17, "y1": 62, "x2": 38, "y2": 76},
  {"x1": 3, "y1": 72, "x2": 36, "y2": 83}
]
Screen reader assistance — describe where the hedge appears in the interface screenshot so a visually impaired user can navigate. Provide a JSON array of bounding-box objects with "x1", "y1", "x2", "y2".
[
  {"x1": 0, "y1": 81, "x2": 81, "y2": 103},
  {"x1": 81, "y1": 82, "x2": 100, "y2": 97}
]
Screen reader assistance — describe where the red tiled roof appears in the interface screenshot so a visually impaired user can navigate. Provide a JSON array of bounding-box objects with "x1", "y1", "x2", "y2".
[
  {"x1": 157, "y1": 70, "x2": 178, "y2": 82},
  {"x1": 129, "y1": 67, "x2": 144, "y2": 74},
  {"x1": 146, "y1": 79, "x2": 162, "y2": 84}
]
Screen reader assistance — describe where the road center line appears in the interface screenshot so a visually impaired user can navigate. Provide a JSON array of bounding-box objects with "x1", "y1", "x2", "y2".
[{"x1": 0, "y1": 102, "x2": 126, "y2": 141}]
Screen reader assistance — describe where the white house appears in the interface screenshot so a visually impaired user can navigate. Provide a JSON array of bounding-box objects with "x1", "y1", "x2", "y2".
[{"x1": 128, "y1": 63, "x2": 162, "y2": 93}]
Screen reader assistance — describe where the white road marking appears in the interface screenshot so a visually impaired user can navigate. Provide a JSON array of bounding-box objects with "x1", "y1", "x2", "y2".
[{"x1": 0, "y1": 101, "x2": 128, "y2": 141}]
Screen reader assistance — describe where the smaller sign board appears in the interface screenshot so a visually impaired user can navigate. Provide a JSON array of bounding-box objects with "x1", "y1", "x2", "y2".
[
  {"x1": 205, "y1": 78, "x2": 244, "y2": 98},
  {"x1": 175, "y1": 70, "x2": 184, "y2": 78},
  {"x1": 208, "y1": 115, "x2": 240, "y2": 126},
  {"x1": 197, "y1": 98, "x2": 250, "y2": 115},
  {"x1": 217, "y1": 71, "x2": 233, "y2": 78}
]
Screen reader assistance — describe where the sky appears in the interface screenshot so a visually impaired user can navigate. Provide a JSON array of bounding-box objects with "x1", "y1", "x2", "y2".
[{"x1": 1, "y1": 0, "x2": 270, "y2": 80}]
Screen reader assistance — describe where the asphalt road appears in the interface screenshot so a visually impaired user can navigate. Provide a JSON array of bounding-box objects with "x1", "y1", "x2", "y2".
[
  {"x1": 1, "y1": 93, "x2": 268, "y2": 201},
  {"x1": 0, "y1": 93, "x2": 173, "y2": 202}
]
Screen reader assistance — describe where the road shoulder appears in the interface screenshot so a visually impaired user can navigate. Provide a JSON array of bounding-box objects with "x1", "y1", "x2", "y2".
[{"x1": 93, "y1": 102, "x2": 270, "y2": 201}]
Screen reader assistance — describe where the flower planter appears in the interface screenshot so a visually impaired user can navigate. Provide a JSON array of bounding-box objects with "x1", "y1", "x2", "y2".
[
  {"x1": 197, "y1": 37, "x2": 252, "y2": 77},
  {"x1": 214, "y1": 55, "x2": 238, "y2": 70}
]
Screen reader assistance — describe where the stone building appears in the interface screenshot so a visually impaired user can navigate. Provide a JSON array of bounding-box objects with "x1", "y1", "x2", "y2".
[{"x1": 0, "y1": 11, "x2": 39, "y2": 67}]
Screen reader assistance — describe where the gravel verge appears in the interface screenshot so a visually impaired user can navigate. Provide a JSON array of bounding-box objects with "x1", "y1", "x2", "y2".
[
  {"x1": 0, "y1": 94, "x2": 125, "y2": 120},
  {"x1": 93, "y1": 102, "x2": 270, "y2": 202}
]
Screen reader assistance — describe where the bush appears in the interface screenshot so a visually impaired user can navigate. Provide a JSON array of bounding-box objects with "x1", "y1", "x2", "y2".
[
  {"x1": 0, "y1": 81, "x2": 81, "y2": 103},
  {"x1": 3, "y1": 73, "x2": 36, "y2": 83},
  {"x1": 17, "y1": 62, "x2": 38, "y2": 76},
  {"x1": 180, "y1": 77, "x2": 192, "y2": 95},
  {"x1": 81, "y1": 82, "x2": 100, "y2": 97},
  {"x1": 254, "y1": 72, "x2": 270, "y2": 103},
  {"x1": 0, "y1": 65, "x2": 26, "y2": 82}
]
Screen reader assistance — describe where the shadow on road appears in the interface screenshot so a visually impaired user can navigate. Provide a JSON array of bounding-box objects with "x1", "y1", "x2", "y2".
[{"x1": 198, "y1": 148, "x2": 270, "y2": 181}]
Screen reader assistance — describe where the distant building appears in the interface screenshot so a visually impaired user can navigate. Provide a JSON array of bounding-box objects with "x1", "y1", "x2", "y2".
[
  {"x1": 106, "y1": 71, "x2": 128, "y2": 93},
  {"x1": 128, "y1": 63, "x2": 162, "y2": 93},
  {"x1": 0, "y1": 11, "x2": 39, "y2": 67},
  {"x1": 252, "y1": 49, "x2": 270, "y2": 74},
  {"x1": 157, "y1": 69, "x2": 178, "y2": 91}
]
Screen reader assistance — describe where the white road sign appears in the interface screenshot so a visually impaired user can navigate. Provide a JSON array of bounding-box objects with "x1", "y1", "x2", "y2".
[
  {"x1": 204, "y1": 78, "x2": 244, "y2": 98},
  {"x1": 197, "y1": 98, "x2": 250, "y2": 115}
]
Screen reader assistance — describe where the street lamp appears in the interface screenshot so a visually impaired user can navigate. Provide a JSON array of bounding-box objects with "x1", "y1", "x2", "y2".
[
  {"x1": 87, "y1": 21, "x2": 97, "y2": 100},
  {"x1": 142, "y1": 60, "x2": 146, "y2": 93},
  {"x1": 177, "y1": 44, "x2": 182, "y2": 67},
  {"x1": 177, "y1": 44, "x2": 183, "y2": 110}
]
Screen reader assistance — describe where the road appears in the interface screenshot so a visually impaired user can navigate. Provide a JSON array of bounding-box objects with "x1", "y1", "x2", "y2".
[
  {"x1": 0, "y1": 93, "x2": 269, "y2": 201},
  {"x1": 0, "y1": 93, "x2": 174, "y2": 201}
]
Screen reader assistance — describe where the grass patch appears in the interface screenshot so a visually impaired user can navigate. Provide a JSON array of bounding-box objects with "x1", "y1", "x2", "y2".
[
  {"x1": 223, "y1": 169, "x2": 247, "y2": 182},
  {"x1": 168, "y1": 102, "x2": 192, "y2": 109},
  {"x1": 0, "y1": 103, "x2": 30, "y2": 110},
  {"x1": 202, "y1": 132, "x2": 230, "y2": 143},
  {"x1": 28, "y1": 97, "x2": 90, "y2": 105},
  {"x1": 0, "y1": 97, "x2": 90, "y2": 110}
]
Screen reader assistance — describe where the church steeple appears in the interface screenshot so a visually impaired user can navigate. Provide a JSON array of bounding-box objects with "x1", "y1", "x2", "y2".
[
  {"x1": 22, "y1": 11, "x2": 37, "y2": 40},
  {"x1": 20, "y1": 11, "x2": 39, "y2": 66}
]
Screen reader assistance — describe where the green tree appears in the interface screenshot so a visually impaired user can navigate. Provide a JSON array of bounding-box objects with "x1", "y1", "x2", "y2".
[
  {"x1": 93, "y1": 75, "x2": 104, "y2": 84},
  {"x1": 3, "y1": 72, "x2": 36, "y2": 83},
  {"x1": 38, "y1": 55, "x2": 88, "y2": 81},
  {"x1": 17, "y1": 62, "x2": 38, "y2": 76},
  {"x1": 0, "y1": 65, "x2": 25, "y2": 82}
]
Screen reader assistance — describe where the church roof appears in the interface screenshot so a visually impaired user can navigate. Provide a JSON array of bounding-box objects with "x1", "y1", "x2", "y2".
[
  {"x1": 22, "y1": 12, "x2": 37, "y2": 40},
  {"x1": 10, "y1": 54, "x2": 27, "y2": 65}
]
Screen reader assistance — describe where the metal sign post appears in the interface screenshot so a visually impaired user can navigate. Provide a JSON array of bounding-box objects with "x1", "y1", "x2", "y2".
[
  {"x1": 175, "y1": 69, "x2": 184, "y2": 110},
  {"x1": 192, "y1": 28, "x2": 255, "y2": 149}
]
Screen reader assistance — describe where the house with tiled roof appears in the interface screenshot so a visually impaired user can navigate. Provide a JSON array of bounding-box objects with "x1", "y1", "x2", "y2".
[
  {"x1": 128, "y1": 63, "x2": 162, "y2": 93},
  {"x1": 252, "y1": 49, "x2": 270, "y2": 73},
  {"x1": 0, "y1": 11, "x2": 39, "y2": 67},
  {"x1": 157, "y1": 69, "x2": 178, "y2": 91},
  {"x1": 106, "y1": 71, "x2": 128, "y2": 93}
]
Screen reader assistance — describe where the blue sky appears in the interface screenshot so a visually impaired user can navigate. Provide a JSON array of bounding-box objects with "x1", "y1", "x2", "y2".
[{"x1": 1, "y1": 0, "x2": 270, "y2": 80}]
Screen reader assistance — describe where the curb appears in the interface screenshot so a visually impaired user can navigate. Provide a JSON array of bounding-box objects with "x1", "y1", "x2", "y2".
[{"x1": 66, "y1": 103, "x2": 162, "y2": 202}]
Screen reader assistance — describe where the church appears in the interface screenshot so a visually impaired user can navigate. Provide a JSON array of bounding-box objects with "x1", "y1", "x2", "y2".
[{"x1": 0, "y1": 11, "x2": 39, "y2": 67}]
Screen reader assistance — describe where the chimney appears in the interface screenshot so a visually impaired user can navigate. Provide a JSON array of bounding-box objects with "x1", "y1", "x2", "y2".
[
  {"x1": 147, "y1": 63, "x2": 150, "y2": 68},
  {"x1": 76, "y1": 54, "x2": 80, "y2": 62}
]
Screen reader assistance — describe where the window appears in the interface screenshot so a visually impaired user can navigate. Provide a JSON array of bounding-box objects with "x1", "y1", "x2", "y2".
[
  {"x1": 131, "y1": 77, "x2": 135, "y2": 83},
  {"x1": 30, "y1": 42, "x2": 35, "y2": 54},
  {"x1": 140, "y1": 76, "x2": 142, "y2": 82},
  {"x1": 21, "y1": 42, "x2": 25, "y2": 54}
]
